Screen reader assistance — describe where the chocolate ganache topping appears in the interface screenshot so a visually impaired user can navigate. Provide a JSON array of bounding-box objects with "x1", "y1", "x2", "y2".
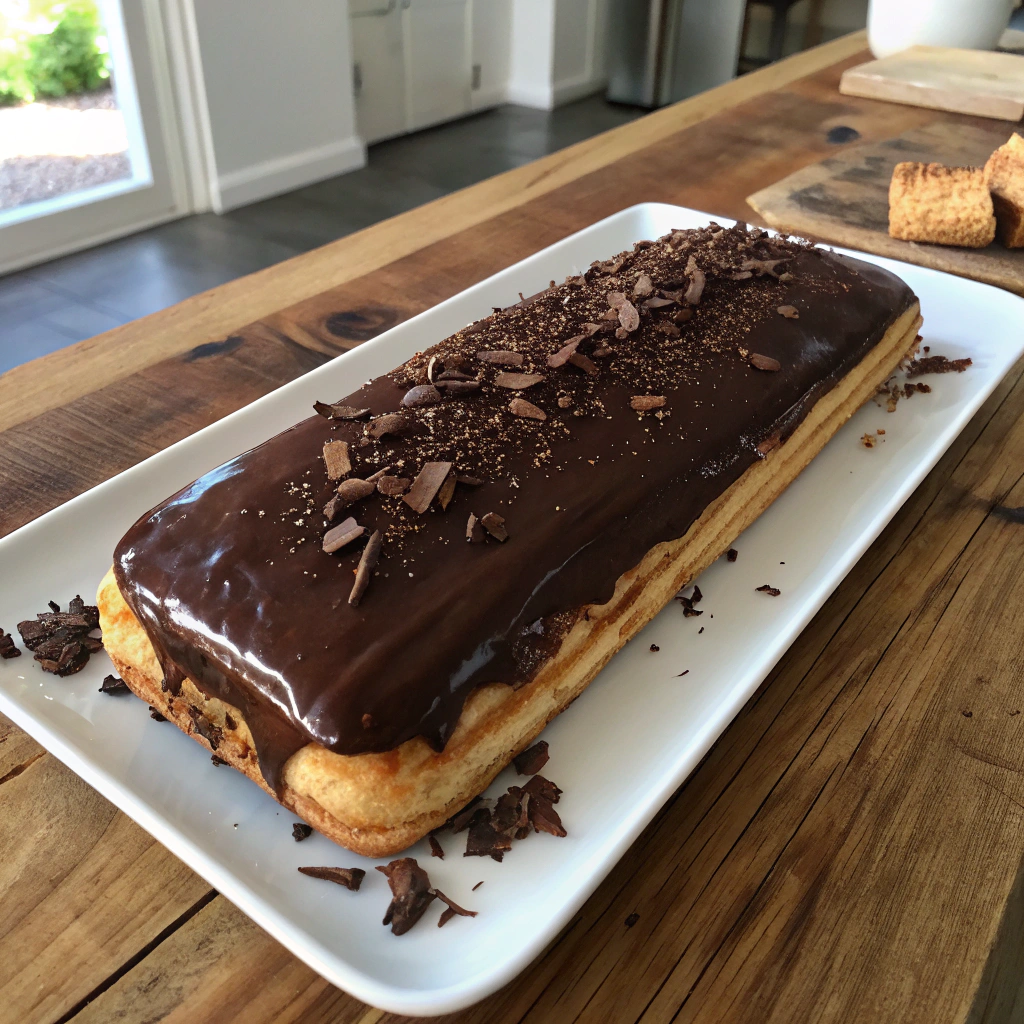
[{"x1": 113, "y1": 223, "x2": 917, "y2": 790}]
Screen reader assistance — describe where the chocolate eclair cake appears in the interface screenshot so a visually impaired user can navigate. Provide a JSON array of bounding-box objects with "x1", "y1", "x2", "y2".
[{"x1": 99, "y1": 222, "x2": 922, "y2": 856}]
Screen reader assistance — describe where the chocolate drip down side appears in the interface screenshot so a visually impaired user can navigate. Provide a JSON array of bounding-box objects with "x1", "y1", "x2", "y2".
[{"x1": 113, "y1": 224, "x2": 917, "y2": 791}]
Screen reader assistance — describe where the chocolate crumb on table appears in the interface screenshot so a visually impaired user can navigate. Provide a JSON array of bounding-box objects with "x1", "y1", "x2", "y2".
[
  {"x1": 298, "y1": 865, "x2": 365, "y2": 891},
  {"x1": 625, "y1": 912, "x2": 640, "y2": 927},
  {"x1": 0, "y1": 629, "x2": 20, "y2": 659},
  {"x1": 377, "y1": 858, "x2": 435, "y2": 934},
  {"x1": 292, "y1": 823, "x2": 314, "y2": 841},
  {"x1": 16, "y1": 596, "x2": 102, "y2": 676}
]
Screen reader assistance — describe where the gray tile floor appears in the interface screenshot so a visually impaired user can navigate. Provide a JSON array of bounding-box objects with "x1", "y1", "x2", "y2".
[{"x1": 0, "y1": 96, "x2": 644, "y2": 376}]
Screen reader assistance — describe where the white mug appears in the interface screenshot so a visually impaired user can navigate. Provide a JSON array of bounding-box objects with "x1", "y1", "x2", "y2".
[{"x1": 868, "y1": 0, "x2": 1016, "y2": 58}]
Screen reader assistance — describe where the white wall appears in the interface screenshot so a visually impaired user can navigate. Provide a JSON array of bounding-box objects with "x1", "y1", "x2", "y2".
[
  {"x1": 471, "y1": 0, "x2": 514, "y2": 110},
  {"x1": 186, "y1": 0, "x2": 366, "y2": 212}
]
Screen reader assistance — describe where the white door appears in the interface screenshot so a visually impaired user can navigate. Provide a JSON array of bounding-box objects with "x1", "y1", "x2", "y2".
[
  {"x1": 0, "y1": 0, "x2": 188, "y2": 275},
  {"x1": 405, "y1": 0, "x2": 471, "y2": 132},
  {"x1": 350, "y1": 0, "x2": 471, "y2": 145}
]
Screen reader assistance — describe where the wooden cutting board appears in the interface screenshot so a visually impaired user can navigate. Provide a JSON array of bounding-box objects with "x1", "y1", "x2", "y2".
[
  {"x1": 840, "y1": 46, "x2": 1024, "y2": 121},
  {"x1": 747, "y1": 120, "x2": 1024, "y2": 296}
]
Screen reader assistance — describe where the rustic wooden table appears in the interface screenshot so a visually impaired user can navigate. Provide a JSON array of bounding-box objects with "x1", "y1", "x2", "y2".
[{"x1": 4, "y1": 31, "x2": 1024, "y2": 1024}]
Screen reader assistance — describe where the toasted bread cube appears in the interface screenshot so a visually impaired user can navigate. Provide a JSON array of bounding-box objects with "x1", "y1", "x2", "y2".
[
  {"x1": 984, "y1": 133, "x2": 1024, "y2": 248},
  {"x1": 888, "y1": 162, "x2": 995, "y2": 248}
]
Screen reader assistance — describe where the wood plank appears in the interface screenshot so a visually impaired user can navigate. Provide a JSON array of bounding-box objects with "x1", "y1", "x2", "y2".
[
  {"x1": 0, "y1": 751, "x2": 212, "y2": 1024},
  {"x1": 0, "y1": 32, "x2": 869, "y2": 438},
  {"x1": 748, "y1": 120, "x2": 1024, "y2": 295}
]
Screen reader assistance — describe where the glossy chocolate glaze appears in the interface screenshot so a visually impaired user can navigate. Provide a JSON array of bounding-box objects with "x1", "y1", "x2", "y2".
[{"x1": 114, "y1": 225, "x2": 916, "y2": 791}]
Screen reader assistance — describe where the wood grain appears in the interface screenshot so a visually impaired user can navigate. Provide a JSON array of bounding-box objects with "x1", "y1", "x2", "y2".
[
  {"x1": 5, "y1": 31, "x2": 1024, "y2": 1024},
  {"x1": 748, "y1": 120, "x2": 1024, "y2": 294}
]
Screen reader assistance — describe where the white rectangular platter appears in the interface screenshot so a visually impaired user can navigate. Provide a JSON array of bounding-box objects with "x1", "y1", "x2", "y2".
[{"x1": 1, "y1": 204, "x2": 1022, "y2": 1016}]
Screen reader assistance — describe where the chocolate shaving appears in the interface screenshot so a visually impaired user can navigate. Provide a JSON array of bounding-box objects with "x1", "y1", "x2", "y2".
[
  {"x1": 675, "y1": 584, "x2": 704, "y2": 617},
  {"x1": 523, "y1": 773, "x2": 562, "y2": 805},
  {"x1": 777, "y1": 305, "x2": 799, "y2": 319},
  {"x1": 0, "y1": 630, "x2": 20, "y2": 659},
  {"x1": 630, "y1": 396, "x2": 666, "y2": 412},
  {"x1": 365, "y1": 413, "x2": 411, "y2": 439},
  {"x1": 376, "y1": 475, "x2": 410, "y2": 496},
  {"x1": 494, "y1": 372, "x2": 544, "y2": 390},
  {"x1": 673, "y1": 307, "x2": 694, "y2": 325},
  {"x1": 429, "y1": 835, "x2": 445, "y2": 859},
  {"x1": 684, "y1": 258, "x2": 706, "y2": 304},
  {"x1": 593, "y1": 342, "x2": 614, "y2": 357},
  {"x1": 292, "y1": 823, "x2": 314, "y2": 841},
  {"x1": 323, "y1": 495, "x2": 344, "y2": 521},
  {"x1": 907, "y1": 355, "x2": 972, "y2": 378},
  {"x1": 313, "y1": 401, "x2": 370, "y2": 420},
  {"x1": 655, "y1": 321, "x2": 681, "y2": 338},
  {"x1": 336, "y1": 478, "x2": 376, "y2": 504},
  {"x1": 741, "y1": 258, "x2": 788, "y2": 277},
  {"x1": 632, "y1": 274, "x2": 654, "y2": 298},
  {"x1": 299, "y1": 865, "x2": 365, "y2": 891},
  {"x1": 607, "y1": 291, "x2": 627, "y2": 309},
  {"x1": 436, "y1": 369, "x2": 474, "y2": 381},
  {"x1": 99, "y1": 674, "x2": 129, "y2": 694},
  {"x1": 322, "y1": 440, "x2": 352, "y2": 480},
  {"x1": 465, "y1": 814, "x2": 513, "y2": 861},
  {"x1": 323, "y1": 517, "x2": 365, "y2": 554},
  {"x1": 730, "y1": 270, "x2": 753, "y2": 280},
  {"x1": 523, "y1": 775, "x2": 567, "y2": 837},
  {"x1": 457, "y1": 474, "x2": 484, "y2": 487},
  {"x1": 749, "y1": 352, "x2": 781, "y2": 372},
  {"x1": 727, "y1": 548, "x2": 738, "y2": 562},
  {"x1": 401, "y1": 384, "x2": 442, "y2": 408},
  {"x1": 476, "y1": 350, "x2": 523, "y2": 366},
  {"x1": 438, "y1": 379, "x2": 481, "y2": 396},
  {"x1": 445, "y1": 796, "x2": 487, "y2": 833},
  {"x1": 509, "y1": 398, "x2": 546, "y2": 421},
  {"x1": 547, "y1": 336, "x2": 584, "y2": 368},
  {"x1": 349, "y1": 530, "x2": 382, "y2": 606},
  {"x1": 437, "y1": 471, "x2": 457, "y2": 510},
  {"x1": 492, "y1": 786, "x2": 531, "y2": 839},
  {"x1": 472, "y1": 881, "x2": 484, "y2": 891},
  {"x1": 432, "y1": 888, "x2": 478, "y2": 927},
  {"x1": 404, "y1": 461, "x2": 454, "y2": 513},
  {"x1": 643, "y1": 296, "x2": 676, "y2": 309},
  {"x1": 377, "y1": 858, "x2": 436, "y2": 934},
  {"x1": 480, "y1": 512, "x2": 509, "y2": 542},
  {"x1": 618, "y1": 300, "x2": 640, "y2": 333},
  {"x1": 17, "y1": 598, "x2": 102, "y2": 676},
  {"x1": 513, "y1": 740, "x2": 549, "y2": 775},
  {"x1": 756, "y1": 584, "x2": 781, "y2": 596},
  {"x1": 567, "y1": 352, "x2": 599, "y2": 377},
  {"x1": 466, "y1": 512, "x2": 485, "y2": 543}
]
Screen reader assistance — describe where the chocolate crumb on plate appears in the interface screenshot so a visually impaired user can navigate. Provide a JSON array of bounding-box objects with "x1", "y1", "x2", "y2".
[
  {"x1": 377, "y1": 857, "x2": 436, "y2": 934},
  {"x1": 0, "y1": 629, "x2": 20, "y2": 659},
  {"x1": 292, "y1": 823, "x2": 314, "y2": 841},
  {"x1": 99, "y1": 674, "x2": 129, "y2": 695},
  {"x1": 349, "y1": 530, "x2": 383, "y2": 606},
  {"x1": 322, "y1": 440, "x2": 352, "y2": 480},
  {"x1": 523, "y1": 774, "x2": 567, "y2": 837},
  {"x1": 465, "y1": 813, "x2": 513, "y2": 861},
  {"x1": 472, "y1": 880, "x2": 484, "y2": 891},
  {"x1": 727, "y1": 548, "x2": 738, "y2": 561},
  {"x1": 299, "y1": 865, "x2": 365, "y2": 891},
  {"x1": 675, "y1": 585, "x2": 704, "y2": 617},
  {"x1": 749, "y1": 352, "x2": 781, "y2": 372},
  {"x1": 756, "y1": 584, "x2": 782, "y2": 596},
  {"x1": 404, "y1": 461, "x2": 454, "y2": 514},
  {"x1": 429, "y1": 835, "x2": 445, "y2": 859},
  {"x1": 650, "y1": 643, "x2": 660, "y2": 652},
  {"x1": 513, "y1": 740, "x2": 549, "y2": 776},
  {"x1": 677, "y1": 669, "x2": 689, "y2": 677},
  {"x1": 17, "y1": 597, "x2": 102, "y2": 676},
  {"x1": 480, "y1": 512, "x2": 509, "y2": 542},
  {"x1": 907, "y1": 355, "x2": 972, "y2": 378},
  {"x1": 432, "y1": 889, "x2": 477, "y2": 927}
]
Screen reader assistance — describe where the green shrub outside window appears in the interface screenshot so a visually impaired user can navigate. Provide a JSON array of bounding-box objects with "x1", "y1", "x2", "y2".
[{"x1": 0, "y1": 0, "x2": 110, "y2": 106}]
